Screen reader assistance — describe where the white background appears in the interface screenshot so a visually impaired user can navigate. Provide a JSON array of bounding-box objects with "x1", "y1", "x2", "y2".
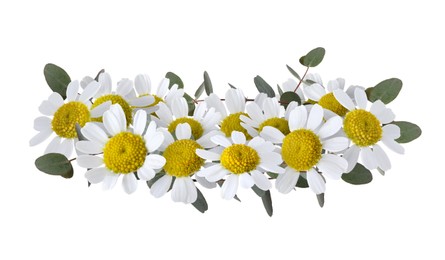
[{"x1": 0, "y1": 0, "x2": 442, "y2": 259}]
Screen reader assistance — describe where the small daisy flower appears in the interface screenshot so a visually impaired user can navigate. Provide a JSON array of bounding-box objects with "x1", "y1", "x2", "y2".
[
  {"x1": 150, "y1": 123, "x2": 218, "y2": 203},
  {"x1": 196, "y1": 131, "x2": 284, "y2": 200},
  {"x1": 154, "y1": 97, "x2": 221, "y2": 140},
  {"x1": 304, "y1": 77, "x2": 350, "y2": 116},
  {"x1": 261, "y1": 104, "x2": 349, "y2": 195},
  {"x1": 30, "y1": 80, "x2": 101, "y2": 157},
  {"x1": 333, "y1": 88, "x2": 404, "y2": 172},
  {"x1": 133, "y1": 74, "x2": 184, "y2": 113},
  {"x1": 76, "y1": 104, "x2": 166, "y2": 194}
]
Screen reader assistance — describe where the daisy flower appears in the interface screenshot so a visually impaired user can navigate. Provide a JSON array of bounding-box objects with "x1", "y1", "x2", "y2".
[
  {"x1": 196, "y1": 131, "x2": 284, "y2": 200},
  {"x1": 133, "y1": 74, "x2": 184, "y2": 113},
  {"x1": 153, "y1": 97, "x2": 221, "y2": 140},
  {"x1": 30, "y1": 80, "x2": 101, "y2": 157},
  {"x1": 76, "y1": 104, "x2": 165, "y2": 194},
  {"x1": 150, "y1": 123, "x2": 218, "y2": 203},
  {"x1": 260, "y1": 104, "x2": 349, "y2": 195},
  {"x1": 333, "y1": 88, "x2": 404, "y2": 172}
]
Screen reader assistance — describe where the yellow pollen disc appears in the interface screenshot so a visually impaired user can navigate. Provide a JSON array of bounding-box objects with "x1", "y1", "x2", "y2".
[
  {"x1": 168, "y1": 118, "x2": 204, "y2": 139},
  {"x1": 220, "y1": 144, "x2": 260, "y2": 174},
  {"x1": 139, "y1": 94, "x2": 164, "y2": 108},
  {"x1": 220, "y1": 112, "x2": 252, "y2": 139},
  {"x1": 51, "y1": 101, "x2": 90, "y2": 138},
  {"x1": 343, "y1": 109, "x2": 382, "y2": 147},
  {"x1": 258, "y1": 117, "x2": 290, "y2": 135},
  {"x1": 282, "y1": 129, "x2": 322, "y2": 171},
  {"x1": 91, "y1": 94, "x2": 132, "y2": 126},
  {"x1": 163, "y1": 139, "x2": 204, "y2": 177},
  {"x1": 318, "y1": 92, "x2": 348, "y2": 116},
  {"x1": 103, "y1": 132, "x2": 147, "y2": 174}
]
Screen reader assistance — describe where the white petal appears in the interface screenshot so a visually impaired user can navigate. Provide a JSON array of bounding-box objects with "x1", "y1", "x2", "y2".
[
  {"x1": 81, "y1": 76, "x2": 94, "y2": 89},
  {"x1": 48, "y1": 92, "x2": 64, "y2": 108},
  {"x1": 360, "y1": 147, "x2": 378, "y2": 170},
  {"x1": 133, "y1": 110, "x2": 147, "y2": 135},
  {"x1": 155, "y1": 103, "x2": 173, "y2": 124},
  {"x1": 39, "y1": 100, "x2": 58, "y2": 116},
  {"x1": 205, "y1": 93, "x2": 227, "y2": 118},
  {"x1": 77, "y1": 155, "x2": 103, "y2": 168},
  {"x1": 172, "y1": 178, "x2": 197, "y2": 203},
  {"x1": 184, "y1": 177, "x2": 198, "y2": 203},
  {"x1": 30, "y1": 129, "x2": 52, "y2": 146},
  {"x1": 44, "y1": 136, "x2": 61, "y2": 154},
  {"x1": 318, "y1": 154, "x2": 347, "y2": 180},
  {"x1": 275, "y1": 167, "x2": 299, "y2": 194},
  {"x1": 282, "y1": 78, "x2": 297, "y2": 92},
  {"x1": 333, "y1": 89, "x2": 355, "y2": 111},
  {"x1": 76, "y1": 140, "x2": 103, "y2": 154},
  {"x1": 98, "y1": 73, "x2": 112, "y2": 95},
  {"x1": 202, "y1": 165, "x2": 228, "y2": 182},
  {"x1": 137, "y1": 163, "x2": 156, "y2": 181},
  {"x1": 194, "y1": 102, "x2": 207, "y2": 120},
  {"x1": 370, "y1": 100, "x2": 385, "y2": 116},
  {"x1": 129, "y1": 96, "x2": 154, "y2": 107},
  {"x1": 305, "y1": 83, "x2": 325, "y2": 101},
  {"x1": 238, "y1": 173, "x2": 254, "y2": 188},
  {"x1": 58, "y1": 138, "x2": 74, "y2": 158},
  {"x1": 102, "y1": 172, "x2": 120, "y2": 190},
  {"x1": 383, "y1": 124, "x2": 401, "y2": 139},
  {"x1": 134, "y1": 74, "x2": 151, "y2": 95},
  {"x1": 171, "y1": 98, "x2": 188, "y2": 118},
  {"x1": 373, "y1": 144, "x2": 391, "y2": 171},
  {"x1": 245, "y1": 102, "x2": 265, "y2": 124},
  {"x1": 176, "y1": 123, "x2": 192, "y2": 140},
  {"x1": 381, "y1": 137, "x2": 405, "y2": 154},
  {"x1": 307, "y1": 168, "x2": 325, "y2": 195},
  {"x1": 90, "y1": 101, "x2": 112, "y2": 118},
  {"x1": 231, "y1": 131, "x2": 246, "y2": 144},
  {"x1": 122, "y1": 174, "x2": 138, "y2": 194},
  {"x1": 103, "y1": 108, "x2": 123, "y2": 136},
  {"x1": 197, "y1": 130, "x2": 220, "y2": 149},
  {"x1": 344, "y1": 145, "x2": 360, "y2": 173},
  {"x1": 145, "y1": 132, "x2": 164, "y2": 152},
  {"x1": 289, "y1": 106, "x2": 307, "y2": 130},
  {"x1": 259, "y1": 152, "x2": 282, "y2": 166},
  {"x1": 354, "y1": 88, "x2": 368, "y2": 110},
  {"x1": 263, "y1": 98, "x2": 281, "y2": 118},
  {"x1": 109, "y1": 104, "x2": 127, "y2": 132},
  {"x1": 259, "y1": 163, "x2": 285, "y2": 174},
  {"x1": 66, "y1": 80, "x2": 80, "y2": 101},
  {"x1": 375, "y1": 108, "x2": 395, "y2": 124},
  {"x1": 260, "y1": 126, "x2": 284, "y2": 143},
  {"x1": 221, "y1": 174, "x2": 239, "y2": 200},
  {"x1": 116, "y1": 78, "x2": 133, "y2": 96},
  {"x1": 79, "y1": 81, "x2": 100, "y2": 102},
  {"x1": 150, "y1": 175, "x2": 173, "y2": 198},
  {"x1": 323, "y1": 137, "x2": 349, "y2": 152},
  {"x1": 247, "y1": 136, "x2": 265, "y2": 149},
  {"x1": 225, "y1": 89, "x2": 245, "y2": 114},
  {"x1": 158, "y1": 129, "x2": 174, "y2": 151},
  {"x1": 317, "y1": 116, "x2": 342, "y2": 139},
  {"x1": 156, "y1": 78, "x2": 169, "y2": 97},
  {"x1": 196, "y1": 149, "x2": 221, "y2": 161},
  {"x1": 307, "y1": 104, "x2": 323, "y2": 130},
  {"x1": 81, "y1": 123, "x2": 109, "y2": 145},
  {"x1": 85, "y1": 167, "x2": 108, "y2": 184},
  {"x1": 145, "y1": 154, "x2": 166, "y2": 169},
  {"x1": 211, "y1": 135, "x2": 232, "y2": 147},
  {"x1": 254, "y1": 141, "x2": 275, "y2": 154},
  {"x1": 251, "y1": 170, "x2": 271, "y2": 191},
  {"x1": 196, "y1": 176, "x2": 217, "y2": 189}
]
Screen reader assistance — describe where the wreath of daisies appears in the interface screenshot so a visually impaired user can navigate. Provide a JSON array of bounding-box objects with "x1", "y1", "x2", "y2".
[{"x1": 31, "y1": 47, "x2": 421, "y2": 216}]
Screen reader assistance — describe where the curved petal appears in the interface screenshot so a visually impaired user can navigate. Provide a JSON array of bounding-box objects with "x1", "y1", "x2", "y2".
[
  {"x1": 129, "y1": 96, "x2": 154, "y2": 107},
  {"x1": 134, "y1": 74, "x2": 151, "y2": 95},
  {"x1": 48, "y1": 92, "x2": 64, "y2": 108},
  {"x1": 318, "y1": 154, "x2": 348, "y2": 180},
  {"x1": 79, "y1": 81, "x2": 100, "y2": 103},
  {"x1": 317, "y1": 116, "x2": 342, "y2": 139},
  {"x1": 231, "y1": 131, "x2": 246, "y2": 144},
  {"x1": 77, "y1": 155, "x2": 103, "y2": 168},
  {"x1": 38, "y1": 100, "x2": 58, "y2": 116},
  {"x1": 333, "y1": 89, "x2": 355, "y2": 111},
  {"x1": 196, "y1": 176, "x2": 217, "y2": 189},
  {"x1": 66, "y1": 80, "x2": 80, "y2": 101},
  {"x1": 343, "y1": 145, "x2": 360, "y2": 173},
  {"x1": 116, "y1": 78, "x2": 133, "y2": 96},
  {"x1": 360, "y1": 147, "x2": 378, "y2": 170},
  {"x1": 307, "y1": 168, "x2": 325, "y2": 195},
  {"x1": 373, "y1": 144, "x2": 391, "y2": 171},
  {"x1": 171, "y1": 98, "x2": 188, "y2": 118},
  {"x1": 138, "y1": 163, "x2": 156, "y2": 181},
  {"x1": 81, "y1": 123, "x2": 109, "y2": 145},
  {"x1": 221, "y1": 174, "x2": 239, "y2": 200},
  {"x1": 76, "y1": 140, "x2": 103, "y2": 154},
  {"x1": 354, "y1": 88, "x2": 368, "y2": 110},
  {"x1": 175, "y1": 123, "x2": 192, "y2": 140},
  {"x1": 144, "y1": 154, "x2": 166, "y2": 169},
  {"x1": 245, "y1": 102, "x2": 265, "y2": 124},
  {"x1": 109, "y1": 104, "x2": 127, "y2": 132},
  {"x1": 133, "y1": 110, "x2": 147, "y2": 135},
  {"x1": 103, "y1": 108, "x2": 123, "y2": 136},
  {"x1": 305, "y1": 83, "x2": 325, "y2": 101},
  {"x1": 275, "y1": 167, "x2": 299, "y2": 194},
  {"x1": 259, "y1": 151, "x2": 282, "y2": 166},
  {"x1": 155, "y1": 103, "x2": 173, "y2": 125},
  {"x1": 383, "y1": 124, "x2": 401, "y2": 139},
  {"x1": 289, "y1": 105, "x2": 307, "y2": 131},
  {"x1": 98, "y1": 73, "x2": 112, "y2": 95},
  {"x1": 322, "y1": 137, "x2": 349, "y2": 152},
  {"x1": 90, "y1": 101, "x2": 112, "y2": 118},
  {"x1": 150, "y1": 174, "x2": 172, "y2": 198},
  {"x1": 381, "y1": 137, "x2": 405, "y2": 154},
  {"x1": 211, "y1": 135, "x2": 232, "y2": 147},
  {"x1": 205, "y1": 93, "x2": 227, "y2": 118},
  {"x1": 29, "y1": 129, "x2": 52, "y2": 146},
  {"x1": 263, "y1": 98, "x2": 280, "y2": 119},
  {"x1": 251, "y1": 170, "x2": 271, "y2": 191},
  {"x1": 85, "y1": 167, "x2": 108, "y2": 184},
  {"x1": 307, "y1": 104, "x2": 324, "y2": 130},
  {"x1": 225, "y1": 89, "x2": 245, "y2": 114},
  {"x1": 196, "y1": 149, "x2": 221, "y2": 161},
  {"x1": 156, "y1": 78, "x2": 169, "y2": 97},
  {"x1": 102, "y1": 172, "x2": 119, "y2": 190},
  {"x1": 145, "y1": 131, "x2": 165, "y2": 152},
  {"x1": 260, "y1": 126, "x2": 285, "y2": 144},
  {"x1": 122, "y1": 174, "x2": 138, "y2": 194},
  {"x1": 239, "y1": 173, "x2": 255, "y2": 189}
]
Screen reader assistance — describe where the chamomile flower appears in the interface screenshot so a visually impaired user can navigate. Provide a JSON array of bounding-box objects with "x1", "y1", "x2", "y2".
[
  {"x1": 333, "y1": 88, "x2": 404, "y2": 172},
  {"x1": 304, "y1": 77, "x2": 350, "y2": 116},
  {"x1": 30, "y1": 80, "x2": 101, "y2": 157},
  {"x1": 76, "y1": 104, "x2": 165, "y2": 194},
  {"x1": 154, "y1": 97, "x2": 221, "y2": 140},
  {"x1": 261, "y1": 104, "x2": 349, "y2": 195},
  {"x1": 133, "y1": 74, "x2": 184, "y2": 113},
  {"x1": 196, "y1": 131, "x2": 284, "y2": 200},
  {"x1": 150, "y1": 123, "x2": 218, "y2": 203}
]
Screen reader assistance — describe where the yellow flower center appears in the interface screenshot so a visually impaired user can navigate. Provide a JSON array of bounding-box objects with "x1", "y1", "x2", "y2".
[
  {"x1": 168, "y1": 118, "x2": 204, "y2": 139},
  {"x1": 103, "y1": 132, "x2": 147, "y2": 174},
  {"x1": 282, "y1": 129, "x2": 322, "y2": 171},
  {"x1": 163, "y1": 139, "x2": 204, "y2": 177},
  {"x1": 51, "y1": 101, "x2": 90, "y2": 139},
  {"x1": 318, "y1": 92, "x2": 348, "y2": 116},
  {"x1": 343, "y1": 109, "x2": 382, "y2": 147},
  {"x1": 258, "y1": 117, "x2": 290, "y2": 135},
  {"x1": 220, "y1": 144, "x2": 260, "y2": 174},
  {"x1": 139, "y1": 94, "x2": 164, "y2": 108},
  {"x1": 91, "y1": 94, "x2": 132, "y2": 126},
  {"x1": 220, "y1": 112, "x2": 252, "y2": 139}
]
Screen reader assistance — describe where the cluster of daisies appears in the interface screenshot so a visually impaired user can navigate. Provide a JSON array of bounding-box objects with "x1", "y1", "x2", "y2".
[{"x1": 31, "y1": 71, "x2": 406, "y2": 206}]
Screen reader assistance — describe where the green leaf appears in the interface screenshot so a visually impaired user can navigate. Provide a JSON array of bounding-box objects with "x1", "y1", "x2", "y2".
[
  {"x1": 35, "y1": 153, "x2": 73, "y2": 178},
  {"x1": 94, "y1": 69, "x2": 105, "y2": 81},
  {"x1": 203, "y1": 71, "x2": 213, "y2": 95},
  {"x1": 261, "y1": 190, "x2": 273, "y2": 217},
  {"x1": 277, "y1": 84, "x2": 283, "y2": 96},
  {"x1": 368, "y1": 78, "x2": 402, "y2": 104},
  {"x1": 267, "y1": 172, "x2": 279, "y2": 179},
  {"x1": 392, "y1": 121, "x2": 422, "y2": 143},
  {"x1": 286, "y1": 65, "x2": 301, "y2": 80},
  {"x1": 228, "y1": 83, "x2": 236, "y2": 89},
  {"x1": 254, "y1": 76, "x2": 275, "y2": 97},
  {"x1": 183, "y1": 93, "x2": 196, "y2": 116},
  {"x1": 280, "y1": 91, "x2": 301, "y2": 108},
  {"x1": 365, "y1": 87, "x2": 374, "y2": 100},
  {"x1": 316, "y1": 193, "x2": 325, "y2": 208},
  {"x1": 194, "y1": 82, "x2": 205, "y2": 99},
  {"x1": 252, "y1": 185, "x2": 266, "y2": 197},
  {"x1": 44, "y1": 63, "x2": 71, "y2": 99},
  {"x1": 299, "y1": 47, "x2": 326, "y2": 67},
  {"x1": 341, "y1": 163, "x2": 373, "y2": 185},
  {"x1": 192, "y1": 188, "x2": 208, "y2": 213},
  {"x1": 296, "y1": 176, "x2": 309, "y2": 188},
  {"x1": 165, "y1": 72, "x2": 184, "y2": 89}
]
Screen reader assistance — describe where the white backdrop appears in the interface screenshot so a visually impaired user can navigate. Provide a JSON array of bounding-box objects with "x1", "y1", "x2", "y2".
[{"x1": 0, "y1": 0, "x2": 442, "y2": 259}]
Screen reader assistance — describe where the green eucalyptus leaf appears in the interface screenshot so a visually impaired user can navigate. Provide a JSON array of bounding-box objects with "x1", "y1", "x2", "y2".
[
  {"x1": 299, "y1": 47, "x2": 325, "y2": 67},
  {"x1": 341, "y1": 163, "x2": 373, "y2": 185},
  {"x1": 183, "y1": 93, "x2": 196, "y2": 116},
  {"x1": 44, "y1": 63, "x2": 71, "y2": 99},
  {"x1": 254, "y1": 76, "x2": 275, "y2": 97},
  {"x1": 165, "y1": 72, "x2": 184, "y2": 89},
  {"x1": 365, "y1": 87, "x2": 374, "y2": 100},
  {"x1": 277, "y1": 84, "x2": 283, "y2": 96},
  {"x1": 316, "y1": 193, "x2": 325, "y2": 208},
  {"x1": 296, "y1": 176, "x2": 309, "y2": 188},
  {"x1": 194, "y1": 82, "x2": 205, "y2": 99},
  {"x1": 267, "y1": 172, "x2": 279, "y2": 179},
  {"x1": 252, "y1": 185, "x2": 266, "y2": 197},
  {"x1": 35, "y1": 153, "x2": 73, "y2": 178},
  {"x1": 368, "y1": 78, "x2": 402, "y2": 104},
  {"x1": 94, "y1": 69, "x2": 105, "y2": 81},
  {"x1": 280, "y1": 91, "x2": 301, "y2": 108},
  {"x1": 286, "y1": 65, "x2": 301, "y2": 80},
  {"x1": 203, "y1": 71, "x2": 213, "y2": 95},
  {"x1": 261, "y1": 190, "x2": 273, "y2": 217},
  {"x1": 192, "y1": 188, "x2": 208, "y2": 213},
  {"x1": 392, "y1": 121, "x2": 422, "y2": 143},
  {"x1": 228, "y1": 83, "x2": 236, "y2": 89}
]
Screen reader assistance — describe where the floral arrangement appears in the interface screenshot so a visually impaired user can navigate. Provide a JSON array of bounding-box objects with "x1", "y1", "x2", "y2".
[{"x1": 31, "y1": 47, "x2": 421, "y2": 215}]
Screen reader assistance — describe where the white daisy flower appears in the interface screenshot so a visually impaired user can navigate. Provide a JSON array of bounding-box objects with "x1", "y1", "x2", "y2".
[
  {"x1": 90, "y1": 72, "x2": 155, "y2": 126},
  {"x1": 154, "y1": 97, "x2": 221, "y2": 140},
  {"x1": 333, "y1": 88, "x2": 404, "y2": 172},
  {"x1": 260, "y1": 104, "x2": 349, "y2": 195},
  {"x1": 150, "y1": 123, "x2": 218, "y2": 203},
  {"x1": 133, "y1": 74, "x2": 184, "y2": 113},
  {"x1": 76, "y1": 104, "x2": 165, "y2": 194},
  {"x1": 196, "y1": 131, "x2": 284, "y2": 200},
  {"x1": 30, "y1": 80, "x2": 101, "y2": 158}
]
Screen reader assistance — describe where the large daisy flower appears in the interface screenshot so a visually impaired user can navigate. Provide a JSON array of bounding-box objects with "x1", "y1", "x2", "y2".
[
  {"x1": 30, "y1": 80, "x2": 101, "y2": 157},
  {"x1": 153, "y1": 97, "x2": 221, "y2": 140},
  {"x1": 150, "y1": 123, "x2": 218, "y2": 203},
  {"x1": 133, "y1": 74, "x2": 184, "y2": 113},
  {"x1": 333, "y1": 88, "x2": 404, "y2": 172},
  {"x1": 76, "y1": 104, "x2": 166, "y2": 194},
  {"x1": 196, "y1": 131, "x2": 284, "y2": 200},
  {"x1": 261, "y1": 104, "x2": 349, "y2": 195}
]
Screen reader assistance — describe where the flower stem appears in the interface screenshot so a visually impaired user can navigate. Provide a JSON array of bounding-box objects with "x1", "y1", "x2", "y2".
[{"x1": 294, "y1": 66, "x2": 309, "y2": 92}]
